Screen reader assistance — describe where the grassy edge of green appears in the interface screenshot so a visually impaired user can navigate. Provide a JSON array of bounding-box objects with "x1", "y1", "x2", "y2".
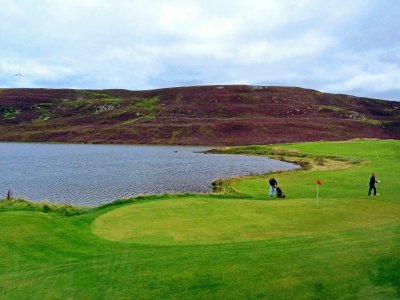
[{"x1": 0, "y1": 192, "x2": 249, "y2": 216}]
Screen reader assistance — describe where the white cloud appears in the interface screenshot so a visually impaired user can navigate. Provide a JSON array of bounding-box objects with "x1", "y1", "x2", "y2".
[
  {"x1": 0, "y1": 0, "x2": 399, "y2": 100},
  {"x1": 318, "y1": 48, "x2": 400, "y2": 95},
  {"x1": 0, "y1": 59, "x2": 73, "y2": 86}
]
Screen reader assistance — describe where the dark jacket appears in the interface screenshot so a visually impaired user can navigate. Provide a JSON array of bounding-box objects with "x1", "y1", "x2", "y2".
[
  {"x1": 269, "y1": 178, "x2": 277, "y2": 187},
  {"x1": 369, "y1": 176, "x2": 377, "y2": 187}
]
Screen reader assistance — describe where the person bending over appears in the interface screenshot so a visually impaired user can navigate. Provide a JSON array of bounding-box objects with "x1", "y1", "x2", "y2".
[{"x1": 268, "y1": 177, "x2": 277, "y2": 197}]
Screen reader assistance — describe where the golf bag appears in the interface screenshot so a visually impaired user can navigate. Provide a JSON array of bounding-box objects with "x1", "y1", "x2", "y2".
[{"x1": 276, "y1": 186, "x2": 285, "y2": 198}]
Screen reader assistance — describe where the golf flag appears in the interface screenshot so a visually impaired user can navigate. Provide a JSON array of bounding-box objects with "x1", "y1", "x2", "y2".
[{"x1": 316, "y1": 179, "x2": 322, "y2": 208}]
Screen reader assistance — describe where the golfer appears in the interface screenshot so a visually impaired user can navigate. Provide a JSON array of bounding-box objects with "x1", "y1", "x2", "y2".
[
  {"x1": 268, "y1": 177, "x2": 278, "y2": 197},
  {"x1": 368, "y1": 172, "x2": 380, "y2": 196}
]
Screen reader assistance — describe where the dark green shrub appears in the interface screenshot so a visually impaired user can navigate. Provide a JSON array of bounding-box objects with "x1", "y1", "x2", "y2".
[{"x1": 43, "y1": 204, "x2": 51, "y2": 212}]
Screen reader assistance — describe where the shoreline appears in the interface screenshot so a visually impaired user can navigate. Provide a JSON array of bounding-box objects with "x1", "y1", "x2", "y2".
[
  {"x1": 0, "y1": 140, "x2": 365, "y2": 212},
  {"x1": 0, "y1": 143, "x2": 298, "y2": 207}
]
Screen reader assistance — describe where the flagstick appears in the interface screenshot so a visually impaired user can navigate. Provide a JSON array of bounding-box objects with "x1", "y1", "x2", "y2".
[{"x1": 317, "y1": 184, "x2": 319, "y2": 208}]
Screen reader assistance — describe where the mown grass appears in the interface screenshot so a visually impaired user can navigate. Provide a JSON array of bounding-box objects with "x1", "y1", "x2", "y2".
[
  {"x1": 92, "y1": 197, "x2": 400, "y2": 245},
  {"x1": 1, "y1": 140, "x2": 400, "y2": 299}
]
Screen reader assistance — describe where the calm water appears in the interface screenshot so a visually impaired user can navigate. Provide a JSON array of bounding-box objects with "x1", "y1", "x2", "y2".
[{"x1": 0, "y1": 143, "x2": 298, "y2": 206}]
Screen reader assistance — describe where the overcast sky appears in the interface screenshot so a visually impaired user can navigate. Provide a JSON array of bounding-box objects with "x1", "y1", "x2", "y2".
[{"x1": 1, "y1": 0, "x2": 399, "y2": 100}]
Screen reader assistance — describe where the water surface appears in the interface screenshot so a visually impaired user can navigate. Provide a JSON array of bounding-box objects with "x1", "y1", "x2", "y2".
[{"x1": 0, "y1": 143, "x2": 298, "y2": 206}]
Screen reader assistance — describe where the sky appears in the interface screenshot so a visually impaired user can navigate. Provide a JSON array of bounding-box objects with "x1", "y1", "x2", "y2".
[{"x1": 1, "y1": 0, "x2": 400, "y2": 101}]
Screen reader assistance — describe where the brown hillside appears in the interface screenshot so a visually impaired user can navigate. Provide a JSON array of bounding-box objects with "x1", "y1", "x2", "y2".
[{"x1": 0, "y1": 85, "x2": 399, "y2": 145}]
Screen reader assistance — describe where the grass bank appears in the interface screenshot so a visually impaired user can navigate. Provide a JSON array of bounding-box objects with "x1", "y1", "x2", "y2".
[
  {"x1": 1, "y1": 140, "x2": 400, "y2": 299},
  {"x1": 0, "y1": 198, "x2": 90, "y2": 216}
]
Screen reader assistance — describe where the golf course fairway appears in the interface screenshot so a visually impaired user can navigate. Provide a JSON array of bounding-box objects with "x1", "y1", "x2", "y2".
[{"x1": 1, "y1": 140, "x2": 400, "y2": 299}]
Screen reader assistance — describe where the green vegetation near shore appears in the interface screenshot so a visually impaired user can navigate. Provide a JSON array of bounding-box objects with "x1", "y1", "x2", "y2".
[
  {"x1": 1, "y1": 140, "x2": 400, "y2": 299},
  {"x1": 0, "y1": 198, "x2": 89, "y2": 216}
]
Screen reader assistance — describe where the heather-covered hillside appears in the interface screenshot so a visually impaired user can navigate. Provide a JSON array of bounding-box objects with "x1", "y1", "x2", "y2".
[{"x1": 0, "y1": 85, "x2": 399, "y2": 145}]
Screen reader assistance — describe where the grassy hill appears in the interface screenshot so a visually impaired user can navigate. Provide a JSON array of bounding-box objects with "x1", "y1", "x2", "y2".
[
  {"x1": 1, "y1": 140, "x2": 400, "y2": 299},
  {"x1": 0, "y1": 85, "x2": 399, "y2": 145}
]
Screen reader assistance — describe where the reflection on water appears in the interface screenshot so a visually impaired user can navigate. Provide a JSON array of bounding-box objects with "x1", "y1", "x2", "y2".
[{"x1": 0, "y1": 143, "x2": 298, "y2": 206}]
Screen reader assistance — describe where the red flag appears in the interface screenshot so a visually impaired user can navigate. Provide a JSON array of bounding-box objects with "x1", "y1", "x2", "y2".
[{"x1": 316, "y1": 179, "x2": 322, "y2": 185}]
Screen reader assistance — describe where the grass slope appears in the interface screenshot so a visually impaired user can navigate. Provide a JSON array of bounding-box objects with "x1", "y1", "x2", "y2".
[{"x1": 1, "y1": 140, "x2": 400, "y2": 299}]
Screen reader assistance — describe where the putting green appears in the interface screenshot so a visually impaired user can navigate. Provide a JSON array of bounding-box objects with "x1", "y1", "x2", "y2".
[{"x1": 92, "y1": 197, "x2": 400, "y2": 245}]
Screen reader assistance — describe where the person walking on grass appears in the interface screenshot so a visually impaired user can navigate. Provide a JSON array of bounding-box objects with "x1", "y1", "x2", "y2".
[
  {"x1": 268, "y1": 177, "x2": 278, "y2": 197},
  {"x1": 368, "y1": 172, "x2": 380, "y2": 196}
]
